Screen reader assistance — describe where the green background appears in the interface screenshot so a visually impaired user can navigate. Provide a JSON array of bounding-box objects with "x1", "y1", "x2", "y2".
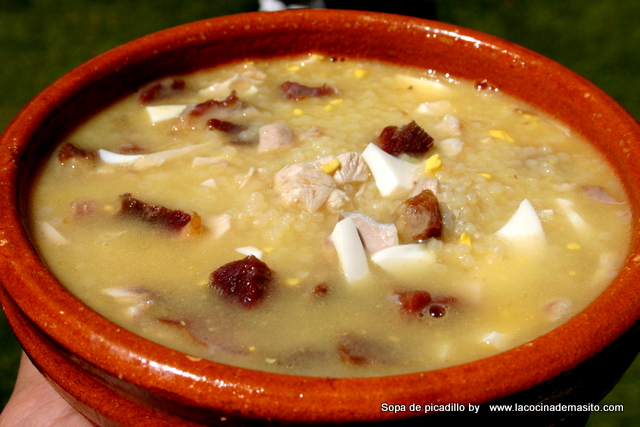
[{"x1": 0, "y1": 1, "x2": 638, "y2": 425}]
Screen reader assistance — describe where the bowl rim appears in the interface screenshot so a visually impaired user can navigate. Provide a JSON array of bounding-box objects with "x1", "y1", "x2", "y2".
[{"x1": 1, "y1": 8, "x2": 640, "y2": 424}]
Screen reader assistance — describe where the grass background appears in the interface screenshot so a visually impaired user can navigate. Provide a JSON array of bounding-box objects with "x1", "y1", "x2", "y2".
[{"x1": 0, "y1": 0, "x2": 638, "y2": 425}]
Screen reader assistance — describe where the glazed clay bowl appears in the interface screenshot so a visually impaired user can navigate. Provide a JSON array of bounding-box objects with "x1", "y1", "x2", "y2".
[{"x1": 1, "y1": 9, "x2": 640, "y2": 427}]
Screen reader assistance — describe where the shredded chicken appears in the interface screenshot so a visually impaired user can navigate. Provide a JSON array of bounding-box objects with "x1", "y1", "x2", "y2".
[
  {"x1": 581, "y1": 185, "x2": 623, "y2": 204},
  {"x1": 318, "y1": 152, "x2": 369, "y2": 185},
  {"x1": 409, "y1": 178, "x2": 440, "y2": 198},
  {"x1": 299, "y1": 126, "x2": 323, "y2": 140},
  {"x1": 132, "y1": 143, "x2": 209, "y2": 170},
  {"x1": 205, "y1": 214, "x2": 232, "y2": 239},
  {"x1": 275, "y1": 162, "x2": 345, "y2": 212},
  {"x1": 199, "y1": 65, "x2": 266, "y2": 97},
  {"x1": 435, "y1": 114, "x2": 462, "y2": 136},
  {"x1": 340, "y1": 212, "x2": 398, "y2": 253},
  {"x1": 258, "y1": 123, "x2": 295, "y2": 152}
]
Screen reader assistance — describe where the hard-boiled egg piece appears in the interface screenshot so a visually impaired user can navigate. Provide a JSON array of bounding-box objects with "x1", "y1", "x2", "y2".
[
  {"x1": 495, "y1": 199, "x2": 545, "y2": 250},
  {"x1": 361, "y1": 143, "x2": 418, "y2": 197},
  {"x1": 235, "y1": 246, "x2": 263, "y2": 259},
  {"x1": 556, "y1": 198, "x2": 588, "y2": 232},
  {"x1": 98, "y1": 149, "x2": 144, "y2": 165},
  {"x1": 394, "y1": 74, "x2": 450, "y2": 100},
  {"x1": 370, "y1": 244, "x2": 437, "y2": 277},
  {"x1": 331, "y1": 217, "x2": 370, "y2": 283},
  {"x1": 145, "y1": 105, "x2": 188, "y2": 123}
]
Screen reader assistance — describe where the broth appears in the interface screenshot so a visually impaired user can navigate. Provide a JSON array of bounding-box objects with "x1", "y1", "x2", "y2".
[{"x1": 29, "y1": 54, "x2": 631, "y2": 377}]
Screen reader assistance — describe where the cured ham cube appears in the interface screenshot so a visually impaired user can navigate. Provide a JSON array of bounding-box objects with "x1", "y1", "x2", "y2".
[
  {"x1": 119, "y1": 194, "x2": 202, "y2": 236},
  {"x1": 210, "y1": 255, "x2": 273, "y2": 308},
  {"x1": 395, "y1": 189, "x2": 443, "y2": 242}
]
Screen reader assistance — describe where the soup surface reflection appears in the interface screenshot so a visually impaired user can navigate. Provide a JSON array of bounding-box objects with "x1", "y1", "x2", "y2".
[{"x1": 29, "y1": 54, "x2": 631, "y2": 377}]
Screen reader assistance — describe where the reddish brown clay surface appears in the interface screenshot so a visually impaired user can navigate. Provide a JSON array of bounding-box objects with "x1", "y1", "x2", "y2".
[{"x1": 1, "y1": 9, "x2": 640, "y2": 426}]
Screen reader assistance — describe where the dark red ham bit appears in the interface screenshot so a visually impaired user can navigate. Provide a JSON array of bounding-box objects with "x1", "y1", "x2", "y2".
[
  {"x1": 207, "y1": 118, "x2": 248, "y2": 135},
  {"x1": 138, "y1": 79, "x2": 186, "y2": 105},
  {"x1": 280, "y1": 81, "x2": 337, "y2": 100},
  {"x1": 392, "y1": 290, "x2": 432, "y2": 315},
  {"x1": 58, "y1": 142, "x2": 97, "y2": 164},
  {"x1": 210, "y1": 255, "x2": 273, "y2": 309},
  {"x1": 187, "y1": 91, "x2": 243, "y2": 117},
  {"x1": 376, "y1": 120, "x2": 434, "y2": 157},
  {"x1": 119, "y1": 194, "x2": 193, "y2": 233},
  {"x1": 395, "y1": 189, "x2": 443, "y2": 243}
]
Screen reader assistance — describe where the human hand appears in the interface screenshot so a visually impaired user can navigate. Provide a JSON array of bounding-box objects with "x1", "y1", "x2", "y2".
[{"x1": 0, "y1": 352, "x2": 92, "y2": 427}]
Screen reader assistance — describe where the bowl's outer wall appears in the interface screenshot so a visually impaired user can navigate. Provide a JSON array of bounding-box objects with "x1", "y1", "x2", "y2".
[{"x1": 1, "y1": 9, "x2": 640, "y2": 425}]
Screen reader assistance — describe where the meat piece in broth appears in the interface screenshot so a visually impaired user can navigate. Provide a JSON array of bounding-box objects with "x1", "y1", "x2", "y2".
[
  {"x1": 138, "y1": 78, "x2": 186, "y2": 105},
  {"x1": 581, "y1": 185, "x2": 623, "y2": 204},
  {"x1": 58, "y1": 142, "x2": 97, "y2": 164},
  {"x1": 376, "y1": 120, "x2": 434, "y2": 157},
  {"x1": 391, "y1": 290, "x2": 432, "y2": 316},
  {"x1": 157, "y1": 316, "x2": 250, "y2": 355},
  {"x1": 337, "y1": 333, "x2": 397, "y2": 366},
  {"x1": 280, "y1": 81, "x2": 338, "y2": 100},
  {"x1": 207, "y1": 118, "x2": 255, "y2": 145},
  {"x1": 119, "y1": 194, "x2": 203, "y2": 236},
  {"x1": 180, "y1": 90, "x2": 258, "y2": 130},
  {"x1": 392, "y1": 290, "x2": 457, "y2": 319},
  {"x1": 395, "y1": 189, "x2": 443, "y2": 242},
  {"x1": 210, "y1": 255, "x2": 274, "y2": 308},
  {"x1": 70, "y1": 199, "x2": 100, "y2": 218},
  {"x1": 207, "y1": 118, "x2": 248, "y2": 135},
  {"x1": 409, "y1": 178, "x2": 440, "y2": 198},
  {"x1": 186, "y1": 91, "x2": 244, "y2": 117},
  {"x1": 275, "y1": 161, "x2": 345, "y2": 212},
  {"x1": 258, "y1": 123, "x2": 295, "y2": 152},
  {"x1": 318, "y1": 152, "x2": 369, "y2": 185},
  {"x1": 340, "y1": 211, "x2": 398, "y2": 253}
]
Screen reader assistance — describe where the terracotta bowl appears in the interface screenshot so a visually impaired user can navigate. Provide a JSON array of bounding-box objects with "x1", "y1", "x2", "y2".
[{"x1": 1, "y1": 9, "x2": 640, "y2": 427}]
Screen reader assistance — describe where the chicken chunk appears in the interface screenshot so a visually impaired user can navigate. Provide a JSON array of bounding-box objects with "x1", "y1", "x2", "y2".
[
  {"x1": 409, "y1": 178, "x2": 440, "y2": 198},
  {"x1": 275, "y1": 162, "x2": 345, "y2": 212},
  {"x1": 258, "y1": 123, "x2": 295, "y2": 152},
  {"x1": 340, "y1": 212, "x2": 398, "y2": 253},
  {"x1": 318, "y1": 152, "x2": 369, "y2": 185},
  {"x1": 199, "y1": 66, "x2": 266, "y2": 98}
]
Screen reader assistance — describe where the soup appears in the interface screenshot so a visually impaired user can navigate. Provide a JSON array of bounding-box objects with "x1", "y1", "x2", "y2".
[{"x1": 29, "y1": 54, "x2": 631, "y2": 377}]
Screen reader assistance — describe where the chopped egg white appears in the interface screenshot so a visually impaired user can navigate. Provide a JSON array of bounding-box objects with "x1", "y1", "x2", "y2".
[
  {"x1": 98, "y1": 149, "x2": 144, "y2": 165},
  {"x1": 370, "y1": 244, "x2": 437, "y2": 277},
  {"x1": 361, "y1": 143, "x2": 419, "y2": 197},
  {"x1": 235, "y1": 246, "x2": 264, "y2": 259},
  {"x1": 394, "y1": 74, "x2": 450, "y2": 99},
  {"x1": 145, "y1": 105, "x2": 188, "y2": 123},
  {"x1": 415, "y1": 100, "x2": 452, "y2": 115},
  {"x1": 556, "y1": 198, "x2": 588, "y2": 232},
  {"x1": 133, "y1": 143, "x2": 208, "y2": 170},
  {"x1": 40, "y1": 222, "x2": 69, "y2": 245},
  {"x1": 200, "y1": 178, "x2": 218, "y2": 188},
  {"x1": 330, "y1": 217, "x2": 370, "y2": 283},
  {"x1": 494, "y1": 199, "x2": 545, "y2": 250}
]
